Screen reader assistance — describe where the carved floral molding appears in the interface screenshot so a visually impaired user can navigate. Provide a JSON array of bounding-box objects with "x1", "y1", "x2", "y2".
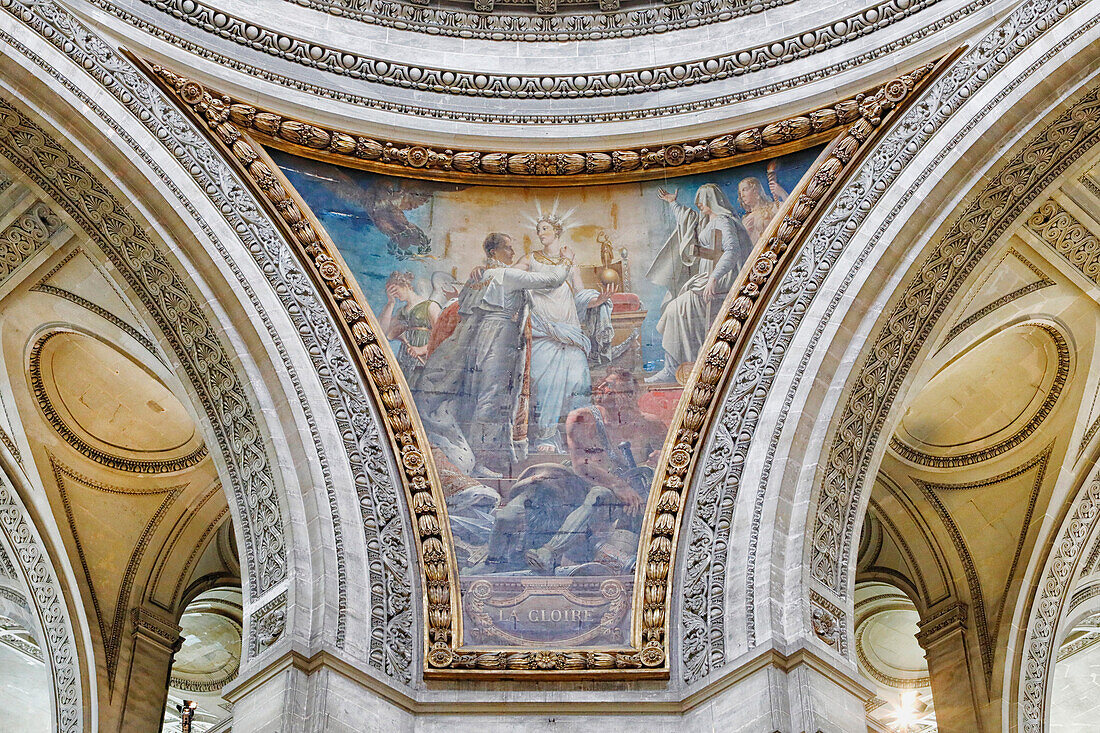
[{"x1": 149, "y1": 59, "x2": 940, "y2": 675}]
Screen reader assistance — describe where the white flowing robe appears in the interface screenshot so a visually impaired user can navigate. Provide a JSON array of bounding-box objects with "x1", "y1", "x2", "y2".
[
  {"x1": 645, "y1": 203, "x2": 754, "y2": 368},
  {"x1": 527, "y1": 255, "x2": 594, "y2": 450},
  {"x1": 416, "y1": 260, "x2": 571, "y2": 473}
]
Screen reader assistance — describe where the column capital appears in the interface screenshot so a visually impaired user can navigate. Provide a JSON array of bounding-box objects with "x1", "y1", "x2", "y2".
[
  {"x1": 916, "y1": 601, "x2": 969, "y2": 648},
  {"x1": 131, "y1": 607, "x2": 182, "y2": 653}
]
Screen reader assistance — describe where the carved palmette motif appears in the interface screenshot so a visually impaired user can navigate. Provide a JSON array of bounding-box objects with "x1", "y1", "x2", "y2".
[{"x1": 151, "y1": 60, "x2": 935, "y2": 674}]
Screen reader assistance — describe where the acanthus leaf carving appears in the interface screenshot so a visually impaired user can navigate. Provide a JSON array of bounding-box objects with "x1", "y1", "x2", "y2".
[
  {"x1": 0, "y1": 0, "x2": 417, "y2": 681},
  {"x1": 681, "y1": 0, "x2": 1097, "y2": 686}
]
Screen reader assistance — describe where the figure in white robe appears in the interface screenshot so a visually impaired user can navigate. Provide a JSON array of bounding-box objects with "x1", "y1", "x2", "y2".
[
  {"x1": 516, "y1": 218, "x2": 614, "y2": 453},
  {"x1": 644, "y1": 183, "x2": 754, "y2": 383},
  {"x1": 416, "y1": 233, "x2": 574, "y2": 478}
]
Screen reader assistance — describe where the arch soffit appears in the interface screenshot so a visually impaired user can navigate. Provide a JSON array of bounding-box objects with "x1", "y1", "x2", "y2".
[
  {"x1": 0, "y1": 464, "x2": 85, "y2": 733},
  {"x1": 0, "y1": 99, "x2": 289, "y2": 591},
  {"x1": 678, "y1": 0, "x2": 1100, "y2": 690},
  {"x1": 0, "y1": 18, "x2": 413, "y2": 695},
  {"x1": 0, "y1": 96, "x2": 292, "y2": 594},
  {"x1": 810, "y1": 87, "x2": 1100, "y2": 606},
  {"x1": 791, "y1": 36, "x2": 1100, "y2": 733},
  {"x1": 0, "y1": 3, "x2": 418, "y2": 687}
]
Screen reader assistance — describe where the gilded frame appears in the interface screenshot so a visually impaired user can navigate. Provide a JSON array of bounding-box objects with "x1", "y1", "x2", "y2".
[{"x1": 145, "y1": 57, "x2": 945, "y2": 677}]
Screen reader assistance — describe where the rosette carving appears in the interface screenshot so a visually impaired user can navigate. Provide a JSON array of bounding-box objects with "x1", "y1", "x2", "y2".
[{"x1": 151, "y1": 64, "x2": 881, "y2": 184}]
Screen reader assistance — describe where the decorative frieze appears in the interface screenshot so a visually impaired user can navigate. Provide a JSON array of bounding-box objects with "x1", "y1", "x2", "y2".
[
  {"x1": 284, "y1": 0, "x2": 786, "y2": 41},
  {"x1": 0, "y1": 199, "x2": 64, "y2": 285},
  {"x1": 1026, "y1": 198, "x2": 1100, "y2": 283},
  {"x1": 95, "y1": 0, "x2": 983, "y2": 126},
  {"x1": 152, "y1": 64, "x2": 860, "y2": 183},
  {"x1": 106, "y1": 0, "x2": 952, "y2": 96}
]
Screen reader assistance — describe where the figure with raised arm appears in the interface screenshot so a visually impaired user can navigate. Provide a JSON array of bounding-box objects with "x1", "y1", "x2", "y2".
[
  {"x1": 643, "y1": 183, "x2": 754, "y2": 383},
  {"x1": 514, "y1": 206, "x2": 615, "y2": 453},
  {"x1": 415, "y1": 232, "x2": 575, "y2": 478},
  {"x1": 377, "y1": 270, "x2": 442, "y2": 381},
  {"x1": 738, "y1": 160, "x2": 789, "y2": 244}
]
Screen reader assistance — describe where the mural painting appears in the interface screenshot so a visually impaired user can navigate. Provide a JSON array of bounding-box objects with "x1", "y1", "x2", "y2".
[{"x1": 272, "y1": 147, "x2": 822, "y2": 649}]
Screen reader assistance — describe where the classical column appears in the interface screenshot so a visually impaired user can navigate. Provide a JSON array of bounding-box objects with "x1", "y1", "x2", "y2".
[
  {"x1": 118, "y1": 608, "x2": 181, "y2": 732},
  {"x1": 916, "y1": 602, "x2": 984, "y2": 733}
]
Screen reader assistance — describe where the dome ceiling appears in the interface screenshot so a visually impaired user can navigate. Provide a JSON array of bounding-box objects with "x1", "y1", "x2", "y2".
[{"x1": 294, "y1": 0, "x2": 774, "y2": 40}]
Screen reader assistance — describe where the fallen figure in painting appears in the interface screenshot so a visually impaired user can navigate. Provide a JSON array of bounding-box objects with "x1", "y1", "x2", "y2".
[{"x1": 471, "y1": 369, "x2": 667, "y2": 575}]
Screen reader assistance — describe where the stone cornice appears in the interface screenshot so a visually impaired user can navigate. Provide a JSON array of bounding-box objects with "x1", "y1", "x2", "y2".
[
  {"x1": 86, "y1": 0, "x2": 986, "y2": 126},
  {"x1": 131, "y1": 606, "x2": 182, "y2": 650},
  {"x1": 97, "y1": 0, "x2": 954, "y2": 89},
  {"x1": 281, "y1": 0, "x2": 793, "y2": 42},
  {"x1": 225, "y1": 639, "x2": 873, "y2": 711},
  {"x1": 915, "y1": 601, "x2": 968, "y2": 647}
]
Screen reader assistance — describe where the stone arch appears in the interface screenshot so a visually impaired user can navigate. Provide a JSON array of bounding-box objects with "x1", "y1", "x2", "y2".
[
  {"x1": 0, "y1": 0, "x2": 417, "y2": 697},
  {"x1": 0, "y1": 462, "x2": 84, "y2": 732},
  {"x1": 675, "y1": 0, "x2": 1100, "y2": 709},
  {"x1": 1016, "y1": 448, "x2": 1100, "y2": 731}
]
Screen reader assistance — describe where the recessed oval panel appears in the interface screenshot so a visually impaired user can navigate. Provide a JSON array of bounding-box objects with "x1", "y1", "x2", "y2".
[
  {"x1": 857, "y1": 606, "x2": 929, "y2": 686},
  {"x1": 171, "y1": 609, "x2": 242, "y2": 691},
  {"x1": 31, "y1": 332, "x2": 207, "y2": 472},
  {"x1": 49, "y1": 333, "x2": 194, "y2": 452},
  {"x1": 894, "y1": 324, "x2": 1066, "y2": 465}
]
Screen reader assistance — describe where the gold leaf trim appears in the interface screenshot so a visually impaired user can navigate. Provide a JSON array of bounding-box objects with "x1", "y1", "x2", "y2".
[{"x1": 141, "y1": 62, "x2": 876, "y2": 187}]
